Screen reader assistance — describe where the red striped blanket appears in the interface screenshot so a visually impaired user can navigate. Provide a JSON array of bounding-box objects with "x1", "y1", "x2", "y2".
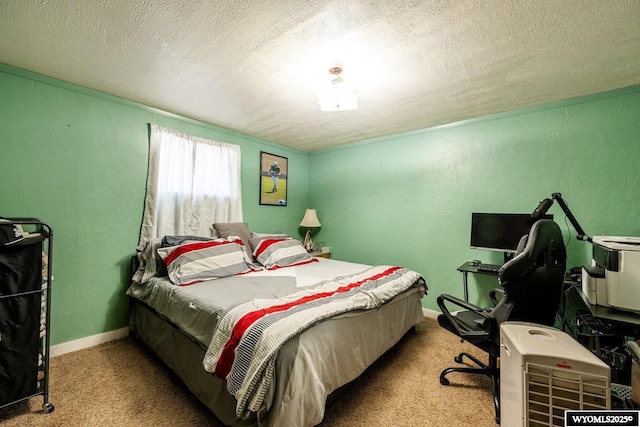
[{"x1": 202, "y1": 265, "x2": 424, "y2": 418}]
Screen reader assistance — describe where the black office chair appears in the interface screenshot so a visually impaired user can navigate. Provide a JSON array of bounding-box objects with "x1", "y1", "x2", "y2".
[{"x1": 437, "y1": 219, "x2": 566, "y2": 423}]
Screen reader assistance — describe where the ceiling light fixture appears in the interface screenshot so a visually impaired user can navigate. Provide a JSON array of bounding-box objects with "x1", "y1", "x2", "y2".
[{"x1": 318, "y1": 67, "x2": 358, "y2": 112}]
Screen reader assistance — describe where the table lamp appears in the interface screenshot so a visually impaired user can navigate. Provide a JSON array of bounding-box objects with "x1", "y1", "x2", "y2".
[{"x1": 299, "y1": 208, "x2": 321, "y2": 252}]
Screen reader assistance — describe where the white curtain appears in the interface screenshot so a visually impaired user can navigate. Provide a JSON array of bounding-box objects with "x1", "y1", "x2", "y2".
[{"x1": 139, "y1": 124, "x2": 243, "y2": 243}]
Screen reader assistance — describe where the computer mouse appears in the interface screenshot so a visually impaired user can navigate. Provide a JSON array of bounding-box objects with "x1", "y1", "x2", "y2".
[{"x1": 470, "y1": 260, "x2": 481, "y2": 266}]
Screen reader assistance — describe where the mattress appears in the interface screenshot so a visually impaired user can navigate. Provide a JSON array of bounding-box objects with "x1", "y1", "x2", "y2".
[{"x1": 126, "y1": 257, "x2": 379, "y2": 346}]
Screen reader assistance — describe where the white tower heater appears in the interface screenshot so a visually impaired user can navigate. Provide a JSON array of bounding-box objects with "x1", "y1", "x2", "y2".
[{"x1": 500, "y1": 322, "x2": 610, "y2": 426}]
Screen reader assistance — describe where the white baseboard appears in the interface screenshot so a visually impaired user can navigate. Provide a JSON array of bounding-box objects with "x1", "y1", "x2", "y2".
[
  {"x1": 50, "y1": 309, "x2": 438, "y2": 357},
  {"x1": 423, "y1": 308, "x2": 439, "y2": 319},
  {"x1": 50, "y1": 326, "x2": 129, "y2": 358}
]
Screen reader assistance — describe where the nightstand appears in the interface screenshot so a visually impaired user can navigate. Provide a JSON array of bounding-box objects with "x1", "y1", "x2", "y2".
[{"x1": 310, "y1": 251, "x2": 331, "y2": 259}]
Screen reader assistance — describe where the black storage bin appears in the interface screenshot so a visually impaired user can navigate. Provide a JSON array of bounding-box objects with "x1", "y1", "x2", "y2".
[
  {"x1": 0, "y1": 219, "x2": 53, "y2": 413},
  {"x1": 0, "y1": 237, "x2": 42, "y2": 296},
  {"x1": 0, "y1": 353, "x2": 39, "y2": 405}
]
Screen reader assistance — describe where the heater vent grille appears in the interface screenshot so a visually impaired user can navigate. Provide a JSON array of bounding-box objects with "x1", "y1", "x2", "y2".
[{"x1": 524, "y1": 362, "x2": 609, "y2": 426}]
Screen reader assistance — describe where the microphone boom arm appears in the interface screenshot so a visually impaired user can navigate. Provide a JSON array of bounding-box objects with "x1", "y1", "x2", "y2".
[
  {"x1": 550, "y1": 193, "x2": 591, "y2": 242},
  {"x1": 532, "y1": 192, "x2": 592, "y2": 243}
]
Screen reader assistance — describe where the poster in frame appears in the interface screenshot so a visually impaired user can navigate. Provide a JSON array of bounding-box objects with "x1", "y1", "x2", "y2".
[{"x1": 259, "y1": 152, "x2": 288, "y2": 206}]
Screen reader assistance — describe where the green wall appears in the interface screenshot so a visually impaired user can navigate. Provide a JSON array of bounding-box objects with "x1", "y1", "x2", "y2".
[
  {"x1": 2, "y1": 61, "x2": 640, "y2": 345},
  {"x1": 309, "y1": 87, "x2": 640, "y2": 311},
  {"x1": 0, "y1": 64, "x2": 309, "y2": 345}
]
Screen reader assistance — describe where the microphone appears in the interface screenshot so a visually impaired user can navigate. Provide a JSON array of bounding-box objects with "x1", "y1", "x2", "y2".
[{"x1": 530, "y1": 198, "x2": 553, "y2": 223}]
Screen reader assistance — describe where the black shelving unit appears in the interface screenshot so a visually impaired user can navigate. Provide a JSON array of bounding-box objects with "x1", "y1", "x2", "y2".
[{"x1": 0, "y1": 218, "x2": 54, "y2": 413}]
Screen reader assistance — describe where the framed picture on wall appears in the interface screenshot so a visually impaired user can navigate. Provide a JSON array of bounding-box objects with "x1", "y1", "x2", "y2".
[{"x1": 259, "y1": 152, "x2": 288, "y2": 206}]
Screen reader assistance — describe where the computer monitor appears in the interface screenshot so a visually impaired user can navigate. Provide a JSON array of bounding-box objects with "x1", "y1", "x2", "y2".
[{"x1": 470, "y1": 212, "x2": 553, "y2": 254}]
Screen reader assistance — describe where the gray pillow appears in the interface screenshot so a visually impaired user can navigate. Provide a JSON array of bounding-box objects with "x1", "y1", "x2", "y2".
[{"x1": 213, "y1": 222, "x2": 252, "y2": 257}]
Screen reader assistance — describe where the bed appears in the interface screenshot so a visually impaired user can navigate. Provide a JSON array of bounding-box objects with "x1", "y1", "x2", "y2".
[{"x1": 126, "y1": 232, "x2": 426, "y2": 427}]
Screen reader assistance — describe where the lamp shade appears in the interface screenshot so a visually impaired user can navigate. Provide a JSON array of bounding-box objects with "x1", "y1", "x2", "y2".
[{"x1": 299, "y1": 209, "x2": 321, "y2": 228}]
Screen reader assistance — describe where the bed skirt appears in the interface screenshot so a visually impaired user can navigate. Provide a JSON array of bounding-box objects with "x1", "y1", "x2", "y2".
[{"x1": 129, "y1": 286, "x2": 424, "y2": 426}]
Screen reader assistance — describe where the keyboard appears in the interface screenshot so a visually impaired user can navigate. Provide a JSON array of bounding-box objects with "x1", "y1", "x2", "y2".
[{"x1": 477, "y1": 263, "x2": 502, "y2": 272}]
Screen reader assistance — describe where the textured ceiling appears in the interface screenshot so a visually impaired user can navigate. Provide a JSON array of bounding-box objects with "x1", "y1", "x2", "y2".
[{"x1": 1, "y1": 0, "x2": 639, "y2": 152}]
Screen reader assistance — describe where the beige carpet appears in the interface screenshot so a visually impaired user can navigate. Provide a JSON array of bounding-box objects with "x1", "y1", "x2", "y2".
[{"x1": 0, "y1": 318, "x2": 496, "y2": 427}]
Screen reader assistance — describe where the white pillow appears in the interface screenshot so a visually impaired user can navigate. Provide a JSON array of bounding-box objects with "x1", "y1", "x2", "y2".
[
  {"x1": 250, "y1": 232, "x2": 288, "y2": 254},
  {"x1": 253, "y1": 237, "x2": 317, "y2": 270},
  {"x1": 158, "y1": 238, "x2": 259, "y2": 286}
]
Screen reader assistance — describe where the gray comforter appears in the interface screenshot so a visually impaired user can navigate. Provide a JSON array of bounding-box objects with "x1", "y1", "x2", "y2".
[{"x1": 126, "y1": 258, "x2": 426, "y2": 426}]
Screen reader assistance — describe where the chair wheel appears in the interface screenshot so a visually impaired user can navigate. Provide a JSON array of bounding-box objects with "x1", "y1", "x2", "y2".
[
  {"x1": 43, "y1": 402, "x2": 54, "y2": 413},
  {"x1": 454, "y1": 355, "x2": 463, "y2": 363},
  {"x1": 440, "y1": 376, "x2": 450, "y2": 386}
]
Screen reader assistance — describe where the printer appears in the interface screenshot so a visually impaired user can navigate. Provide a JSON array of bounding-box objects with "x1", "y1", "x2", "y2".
[
  {"x1": 531, "y1": 193, "x2": 640, "y2": 312},
  {"x1": 582, "y1": 236, "x2": 640, "y2": 312}
]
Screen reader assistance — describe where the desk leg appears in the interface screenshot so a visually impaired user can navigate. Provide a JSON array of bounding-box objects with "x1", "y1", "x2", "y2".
[{"x1": 462, "y1": 271, "x2": 469, "y2": 302}]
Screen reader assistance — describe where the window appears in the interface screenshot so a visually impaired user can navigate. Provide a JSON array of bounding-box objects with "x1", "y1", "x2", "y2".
[{"x1": 139, "y1": 125, "x2": 242, "y2": 242}]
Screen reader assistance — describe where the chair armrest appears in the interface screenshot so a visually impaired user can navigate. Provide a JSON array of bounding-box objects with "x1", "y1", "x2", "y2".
[
  {"x1": 437, "y1": 293, "x2": 485, "y2": 313},
  {"x1": 489, "y1": 288, "x2": 504, "y2": 306},
  {"x1": 437, "y1": 294, "x2": 493, "y2": 341}
]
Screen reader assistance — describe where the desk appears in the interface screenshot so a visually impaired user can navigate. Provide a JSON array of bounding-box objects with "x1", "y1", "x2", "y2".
[
  {"x1": 457, "y1": 261, "x2": 500, "y2": 301},
  {"x1": 562, "y1": 282, "x2": 640, "y2": 386},
  {"x1": 457, "y1": 261, "x2": 640, "y2": 334},
  {"x1": 564, "y1": 282, "x2": 640, "y2": 338}
]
